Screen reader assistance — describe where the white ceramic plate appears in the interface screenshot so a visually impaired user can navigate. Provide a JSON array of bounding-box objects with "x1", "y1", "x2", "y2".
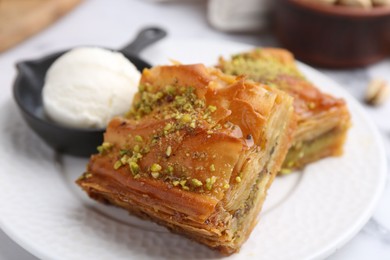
[{"x1": 0, "y1": 39, "x2": 387, "y2": 260}]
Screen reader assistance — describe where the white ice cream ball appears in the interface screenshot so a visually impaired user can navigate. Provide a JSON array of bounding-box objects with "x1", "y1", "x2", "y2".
[{"x1": 42, "y1": 47, "x2": 141, "y2": 129}]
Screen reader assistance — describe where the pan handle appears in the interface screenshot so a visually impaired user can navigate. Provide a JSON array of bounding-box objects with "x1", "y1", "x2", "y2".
[{"x1": 120, "y1": 27, "x2": 167, "y2": 56}]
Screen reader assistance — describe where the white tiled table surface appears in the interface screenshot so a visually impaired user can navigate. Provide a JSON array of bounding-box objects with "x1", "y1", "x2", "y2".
[{"x1": 1, "y1": 0, "x2": 389, "y2": 259}]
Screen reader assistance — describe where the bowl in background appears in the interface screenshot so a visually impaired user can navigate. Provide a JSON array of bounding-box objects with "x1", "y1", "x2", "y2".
[{"x1": 274, "y1": 0, "x2": 390, "y2": 68}]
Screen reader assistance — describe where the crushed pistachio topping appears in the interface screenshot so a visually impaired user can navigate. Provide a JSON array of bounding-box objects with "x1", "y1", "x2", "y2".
[
  {"x1": 207, "y1": 105, "x2": 217, "y2": 113},
  {"x1": 191, "y1": 178, "x2": 203, "y2": 187},
  {"x1": 167, "y1": 165, "x2": 174, "y2": 173},
  {"x1": 128, "y1": 84, "x2": 211, "y2": 130},
  {"x1": 129, "y1": 161, "x2": 140, "y2": 175},
  {"x1": 151, "y1": 172, "x2": 160, "y2": 178},
  {"x1": 97, "y1": 142, "x2": 113, "y2": 153},
  {"x1": 280, "y1": 168, "x2": 292, "y2": 175},
  {"x1": 219, "y1": 50, "x2": 304, "y2": 84},
  {"x1": 180, "y1": 114, "x2": 192, "y2": 123},
  {"x1": 133, "y1": 144, "x2": 140, "y2": 153},
  {"x1": 164, "y1": 123, "x2": 172, "y2": 131},
  {"x1": 78, "y1": 172, "x2": 93, "y2": 181},
  {"x1": 120, "y1": 149, "x2": 129, "y2": 156},
  {"x1": 223, "y1": 183, "x2": 230, "y2": 189},
  {"x1": 151, "y1": 163, "x2": 162, "y2": 172},
  {"x1": 120, "y1": 82, "x2": 229, "y2": 192},
  {"x1": 286, "y1": 161, "x2": 295, "y2": 168},
  {"x1": 134, "y1": 135, "x2": 143, "y2": 142},
  {"x1": 113, "y1": 160, "x2": 123, "y2": 170},
  {"x1": 120, "y1": 155, "x2": 130, "y2": 164},
  {"x1": 180, "y1": 180, "x2": 190, "y2": 190},
  {"x1": 166, "y1": 146, "x2": 172, "y2": 157},
  {"x1": 235, "y1": 176, "x2": 242, "y2": 183},
  {"x1": 205, "y1": 176, "x2": 217, "y2": 190}
]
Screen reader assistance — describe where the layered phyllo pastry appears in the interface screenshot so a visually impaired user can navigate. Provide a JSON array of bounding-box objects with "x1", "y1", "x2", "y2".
[
  {"x1": 77, "y1": 64, "x2": 296, "y2": 254},
  {"x1": 217, "y1": 48, "x2": 350, "y2": 172}
]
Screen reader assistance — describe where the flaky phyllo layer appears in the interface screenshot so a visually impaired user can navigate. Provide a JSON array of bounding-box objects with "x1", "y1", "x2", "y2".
[
  {"x1": 77, "y1": 64, "x2": 296, "y2": 254},
  {"x1": 218, "y1": 48, "x2": 350, "y2": 172}
]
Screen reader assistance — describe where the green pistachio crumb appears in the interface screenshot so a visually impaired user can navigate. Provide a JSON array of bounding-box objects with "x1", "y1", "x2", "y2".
[
  {"x1": 80, "y1": 172, "x2": 93, "y2": 180},
  {"x1": 133, "y1": 144, "x2": 140, "y2": 153},
  {"x1": 153, "y1": 91, "x2": 164, "y2": 101},
  {"x1": 223, "y1": 183, "x2": 230, "y2": 189},
  {"x1": 113, "y1": 160, "x2": 122, "y2": 170},
  {"x1": 235, "y1": 176, "x2": 242, "y2": 183},
  {"x1": 129, "y1": 161, "x2": 140, "y2": 175},
  {"x1": 135, "y1": 135, "x2": 143, "y2": 142},
  {"x1": 120, "y1": 155, "x2": 130, "y2": 164},
  {"x1": 205, "y1": 176, "x2": 217, "y2": 190},
  {"x1": 287, "y1": 161, "x2": 295, "y2": 167},
  {"x1": 208, "y1": 105, "x2": 217, "y2": 113},
  {"x1": 167, "y1": 165, "x2": 174, "y2": 173},
  {"x1": 165, "y1": 85, "x2": 175, "y2": 95},
  {"x1": 280, "y1": 168, "x2": 292, "y2": 175},
  {"x1": 120, "y1": 149, "x2": 129, "y2": 156},
  {"x1": 151, "y1": 163, "x2": 162, "y2": 172},
  {"x1": 183, "y1": 103, "x2": 193, "y2": 112},
  {"x1": 194, "y1": 99, "x2": 205, "y2": 108},
  {"x1": 191, "y1": 179, "x2": 203, "y2": 187},
  {"x1": 181, "y1": 114, "x2": 192, "y2": 123},
  {"x1": 135, "y1": 152, "x2": 143, "y2": 160},
  {"x1": 97, "y1": 142, "x2": 113, "y2": 153},
  {"x1": 166, "y1": 146, "x2": 172, "y2": 157},
  {"x1": 134, "y1": 174, "x2": 141, "y2": 179},
  {"x1": 175, "y1": 96, "x2": 187, "y2": 106},
  {"x1": 151, "y1": 172, "x2": 160, "y2": 178},
  {"x1": 190, "y1": 121, "x2": 196, "y2": 128},
  {"x1": 164, "y1": 123, "x2": 173, "y2": 131},
  {"x1": 143, "y1": 106, "x2": 151, "y2": 114},
  {"x1": 172, "y1": 180, "x2": 180, "y2": 186},
  {"x1": 141, "y1": 147, "x2": 150, "y2": 154},
  {"x1": 102, "y1": 142, "x2": 113, "y2": 149},
  {"x1": 146, "y1": 84, "x2": 154, "y2": 92},
  {"x1": 180, "y1": 180, "x2": 188, "y2": 188},
  {"x1": 210, "y1": 164, "x2": 216, "y2": 172}
]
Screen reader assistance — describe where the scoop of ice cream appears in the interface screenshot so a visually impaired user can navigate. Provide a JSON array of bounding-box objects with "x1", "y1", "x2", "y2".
[{"x1": 42, "y1": 47, "x2": 140, "y2": 129}]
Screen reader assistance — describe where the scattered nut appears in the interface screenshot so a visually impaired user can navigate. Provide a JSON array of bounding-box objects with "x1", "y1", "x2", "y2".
[
  {"x1": 365, "y1": 79, "x2": 390, "y2": 106},
  {"x1": 337, "y1": 0, "x2": 372, "y2": 8}
]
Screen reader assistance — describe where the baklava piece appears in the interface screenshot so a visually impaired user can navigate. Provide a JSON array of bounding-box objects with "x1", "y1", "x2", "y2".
[
  {"x1": 77, "y1": 64, "x2": 296, "y2": 254},
  {"x1": 217, "y1": 48, "x2": 350, "y2": 172}
]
